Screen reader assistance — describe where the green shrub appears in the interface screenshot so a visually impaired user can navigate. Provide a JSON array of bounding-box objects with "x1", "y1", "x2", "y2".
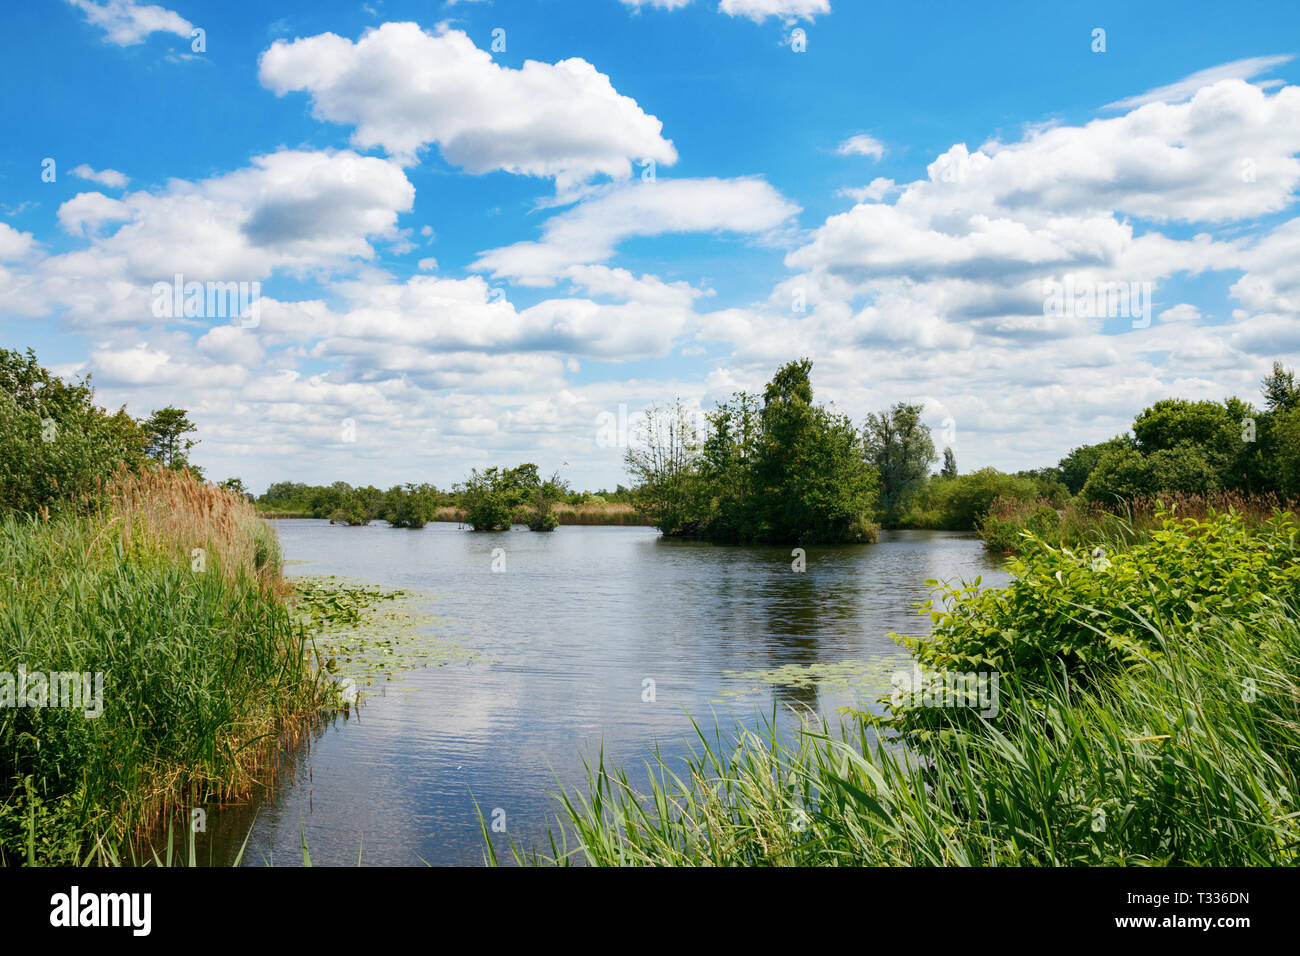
[
  {"x1": 0, "y1": 349, "x2": 145, "y2": 518},
  {"x1": 903, "y1": 508, "x2": 1300, "y2": 686}
]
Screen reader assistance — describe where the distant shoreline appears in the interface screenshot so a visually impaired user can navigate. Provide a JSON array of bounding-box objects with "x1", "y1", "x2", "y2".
[{"x1": 258, "y1": 502, "x2": 645, "y2": 526}]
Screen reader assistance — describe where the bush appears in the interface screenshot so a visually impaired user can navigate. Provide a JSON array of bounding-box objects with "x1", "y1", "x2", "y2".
[
  {"x1": 902, "y1": 508, "x2": 1300, "y2": 686},
  {"x1": 627, "y1": 360, "x2": 879, "y2": 544},
  {"x1": 0, "y1": 349, "x2": 145, "y2": 518}
]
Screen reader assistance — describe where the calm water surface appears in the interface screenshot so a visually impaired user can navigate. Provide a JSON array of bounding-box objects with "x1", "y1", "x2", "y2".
[{"x1": 196, "y1": 521, "x2": 1009, "y2": 866}]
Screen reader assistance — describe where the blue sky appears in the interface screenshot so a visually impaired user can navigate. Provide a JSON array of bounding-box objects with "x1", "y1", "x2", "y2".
[{"x1": 2, "y1": 0, "x2": 1298, "y2": 492}]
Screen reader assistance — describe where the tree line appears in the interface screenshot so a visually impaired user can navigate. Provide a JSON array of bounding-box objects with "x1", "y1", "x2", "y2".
[
  {"x1": 625, "y1": 358, "x2": 1300, "y2": 543},
  {"x1": 5, "y1": 345, "x2": 1296, "y2": 543}
]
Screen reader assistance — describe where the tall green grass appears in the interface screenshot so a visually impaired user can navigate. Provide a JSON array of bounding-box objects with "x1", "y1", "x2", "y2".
[
  {"x1": 0, "y1": 470, "x2": 328, "y2": 864},
  {"x1": 510, "y1": 608, "x2": 1299, "y2": 866},
  {"x1": 510, "y1": 510, "x2": 1300, "y2": 866}
]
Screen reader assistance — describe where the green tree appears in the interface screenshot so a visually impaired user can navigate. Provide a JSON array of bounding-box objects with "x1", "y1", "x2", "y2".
[
  {"x1": 625, "y1": 401, "x2": 705, "y2": 536},
  {"x1": 940, "y1": 447, "x2": 957, "y2": 479},
  {"x1": 863, "y1": 402, "x2": 936, "y2": 524},
  {"x1": 1262, "y1": 361, "x2": 1299, "y2": 413},
  {"x1": 627, "y1": 361, "x2": 877, "y2": 544},
  {"x1": 141, "y1": 407, "x2": 199, "y2": 471},
  {"x1": 0, "y1": 348, "x2": 146, "y2": 516},
  {"x1": 1055, "y1": 438, "x2": 1130, "y2": 495},
  {"x1": 456, "y1": 464, "x2": 542, "y2": 531},
  {"x1": 1082, "y1": 444, "x2": 1222, "y2": 502}
]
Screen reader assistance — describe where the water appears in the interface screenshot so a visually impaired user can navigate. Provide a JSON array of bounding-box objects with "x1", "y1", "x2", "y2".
[{"x1": 195, "y1": 521, "x2": 1010, "y2": 866}]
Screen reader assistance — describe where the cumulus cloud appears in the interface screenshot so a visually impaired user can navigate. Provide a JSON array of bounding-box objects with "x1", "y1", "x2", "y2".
[
  {"x1": 259, "y1": 22, "x2": 678, "y2": 189},
  {"x1": 261, "y1": 266, "x2": 703, "y2": 364},
  {"x1": 837, "y1": 178, "x2": 897, "y2": 203},
  {"x1": 1159, "y1": 303, "x2": 1202, "y2": 323},
  {"x1": 22, "y1": 150, "x2": 414, "y2": 328},
  {"x1": 0, "y1": 223, "x2": 35, "y2": 261}
]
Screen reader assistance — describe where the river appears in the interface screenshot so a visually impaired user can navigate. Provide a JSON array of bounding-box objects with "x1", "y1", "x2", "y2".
[{"x1": 193, "y1": 520, "x2": 1009, "y2": 866}]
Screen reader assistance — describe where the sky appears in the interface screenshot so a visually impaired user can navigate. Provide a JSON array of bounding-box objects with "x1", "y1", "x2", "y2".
[{"x1": 1, "y1": 0, "x2": 1298, "y2": 494}]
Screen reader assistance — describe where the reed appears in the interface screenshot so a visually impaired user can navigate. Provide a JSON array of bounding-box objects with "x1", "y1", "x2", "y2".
[
  {"x1": 0, "y1": 468, "x2": 327, "y2": 864},
  {"x1": 979, "y1": 490, "x2": 1297, "y2": 553},
  {"x1": 508, "y1": 605, "x2": 1300, "y2": 866},
  {"x1": 509, "y1": 511, "x2": 1300, "y2": 866}
]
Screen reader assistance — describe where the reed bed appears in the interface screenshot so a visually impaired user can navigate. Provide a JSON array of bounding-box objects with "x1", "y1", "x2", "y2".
[
  {"x1": 979, "y1": 490, "x2": 1297, "y2": 553},
  {"x1": 505, "y1": 606, "x2": 1300, "y2": 867},
  {"x1": 506, "y1": 509, "x2": 1300, "y2": 867},
  {"x1": 0, "y1": 468, "x2": 327, "y2": 864}
]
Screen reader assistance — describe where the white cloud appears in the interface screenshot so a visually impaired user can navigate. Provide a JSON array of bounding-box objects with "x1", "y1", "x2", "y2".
[
  {"x1": 621, "y1": 0, "x2": 694, "y2": 8},
  {"x1": 1103, "y1": 54, "x2": 1294, "y2": 111},
  {"x1": 837, "y1": 178, "x2": 896, "y2": 203},
  {"x1": 66, "y1": 0, "x2": 192, "y2": 46},
  {"x1": 70, "y1": 164, "x2": 129, "y2": 189},
  {"x1": 259, "y1": 22, "x2": 678, "y2": 189},
  {"x1": 473, "y1": 176, "x2": 799, "y2": 285},
  {"x1": 1159, "y1": 303, "x2": 1202, "y2": 323},
  {"x1": 57, "y1": 192, "x2": 131, "y2": 237},
  {"x1": 837, "y1": 134, "x2": 885, "y2": 159},
  {"x1": 0, "y1": 223, "x2": 35, "y2": 261},
  {"x1": 718, "y1": 0, "x2": 830, "y2": 23},
  {"x1": 24, "y1": 150, "x2": 414, "y2": 328}
]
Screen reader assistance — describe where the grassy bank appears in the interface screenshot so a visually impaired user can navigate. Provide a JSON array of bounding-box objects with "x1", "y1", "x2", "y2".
[
  {"x1": 0, "y1": 469, "x2": 330, "y2": 864},
  {"x1": 507, "y1": 509, "x2": 1300, "y2": 866}
]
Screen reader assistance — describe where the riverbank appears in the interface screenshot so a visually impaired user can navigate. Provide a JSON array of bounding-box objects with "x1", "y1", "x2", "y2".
[
  {"x1": 0, "y1": 469, "x2": 332, "y2": 864},
  {"x1": 510, "y1": 509, "x2": 1300, "y2": 866},
  {"x1": 258, "y1": 501, "x2": 645, "y2": 526}
]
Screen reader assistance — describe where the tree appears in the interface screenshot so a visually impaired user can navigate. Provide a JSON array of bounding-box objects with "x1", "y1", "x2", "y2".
[
  {"x1": 1262, "y1": 361, "x2": 1299, "y2": 414},
  {"x1": 1268, "y1": 405, "x2": 1300, "y2": 500},
  {"x1": 218, "y1": 477, "x2": 247, "y2": 495},
  {"x1": 940, "y1": 447, "x2": 957, "y2": 479},
  {"x1": 527, "y1": 472, "x2": 568, "y2": 532},
  {"x1": 863, "y1": 402, "x2": 936, "y2": 523},
  {"x1": 625, "y1": 401, "x2": 705, "y2": 535},
  {"x1": 0, "y1": 348, "x2": 146, "y2": 516},
  {"x1": 1055, "y1": 438, "x2": 1130, "y2": 495},
  {"x1": 456, "y1": 464, "x2": 541, "y2": 531},
  {"x1": 384, "y1": 483, "x2": 438, "y2": 529},
  {"x1": 626, "y1": 361, "x2": 877, "y2": 544},
  {"x1": 141, "y1": 407, "x2": 199, "y2": 471},
  {"x1": 1081, "y1": 445, "x2": 1222, "y2": 502}
]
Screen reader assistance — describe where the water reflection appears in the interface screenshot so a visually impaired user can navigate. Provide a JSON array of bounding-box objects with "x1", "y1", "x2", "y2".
[{"x1": 178, "y1": 522, "x2": 1008, "y2": 866}]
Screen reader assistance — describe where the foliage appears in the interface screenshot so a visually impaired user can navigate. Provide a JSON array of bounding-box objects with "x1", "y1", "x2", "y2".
[
  {"x1": 939, "y1": 446, "x2": 957, "y2": 479},
  {"x1": 624, "y1": 400, "x2": 706, "y2": 536},
  {"x1": 456, "y1": 464, "x2": 542, "y2": 531},
  {"x1": 0, "y1": 469, "x2": 326, "y2": 864},
  {"x1": 626, "y1": 361, "x2": 878, "y2": 544},
  {"x1": 863, "y1": 401, "x2": 936, "y2": 523},
  {"x1": 903, "y1": 508, "x2": 1300, "y2": 686},
  {"x1": 383, "y1": 483, "x2": 441, "y2": 529},
  {"x1": 141, "y1": 406, "x2": 200, "y2": 474},
  {"x1": 898, "y1": 467, "x2": 1060, "y2": 530},
  {"x1": 0, "y1": 348, "x2": 146, "y2": 518}
]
